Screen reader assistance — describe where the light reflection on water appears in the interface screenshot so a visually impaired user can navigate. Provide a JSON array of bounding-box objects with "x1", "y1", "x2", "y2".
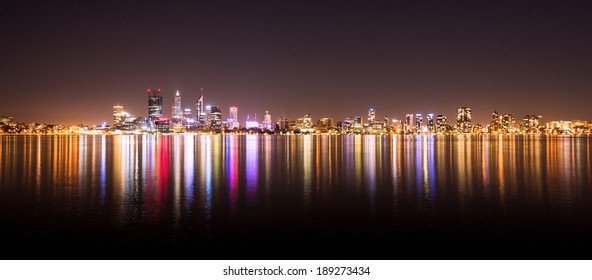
[{"x1": 1, "y1": 134, "x2": 592, "y2": 257}]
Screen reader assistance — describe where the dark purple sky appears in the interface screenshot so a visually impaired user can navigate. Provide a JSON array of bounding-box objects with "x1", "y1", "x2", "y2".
[{"x1": 1, "y1": 0, "x2": 591, "y2": 125}]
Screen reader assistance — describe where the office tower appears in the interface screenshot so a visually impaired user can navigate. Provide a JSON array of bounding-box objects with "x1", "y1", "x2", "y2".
[
  {"x1": 182, "y1": 108, "x2": 194, "y2": 125},
  {"x1": 426, "y1": 113, "x2": 434, "y2": 133},
  {"x1": 147, "y1": 88, "x2": 163, "y2": 123},
  {"x1": 391, "y1": 119, "x2": 402, "y2": 133},
  {"x1": 196, "y1": 94, "x2": 205, "y2": 125},
  {"x1": 227, "y1": 106, "x2": 239, "y2": 129},
  {"x1": 297, "y1": 113, "x2": 313, "y2": 132},
  {"x1": 405, "y1": 114, "x2": 414, "y2": 133},
  {"x1": 457, "y1": 107, "x2": 472, "y2": 133},
  {"x1": 172, "y1": 90, "x2": 182, "y2": 125},
  {"x1": 113, "y1": 105, "x2": 124, "y2": 128},
  {"x1": 368, "y1": 108, "x2": 376, "y2": 123},
  {"x1": 500, "y1": 114, "x2": 514, "y2": 133},
  {"x1": 520, "y1": 115, "x2": 540, "y2": 133},
  {"x1": 490, "y1": 111, "x2": 501, "y2": 133},
  {"x1": 229, "y1": 106, "x2": 238, "y2": 121},
  {"x1": 210, "y1": 106, "x2": 222, "y2": 130},
  {"x1": 205, "y1": 105, "x2": 212, "y2": 124},
  {"x1": 263, "y1": 111, "x2": 273, "y2": 130},
  {"x1": 316, "y1": 118, "x2": 333, "y2": 133},
  {"x1": 415, "y1": 114, "x2": 423, "y2": 133},
  {"x1": 436, "y1": 115, "x2": 447, "y2": 133}
]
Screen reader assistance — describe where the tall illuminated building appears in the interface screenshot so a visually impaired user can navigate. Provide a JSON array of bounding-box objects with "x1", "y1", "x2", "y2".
[
  {"x1": 147, "y1": 88, "x2": 163, "y2": 124},
  {"x1": 405, "y1": 114, "x2": 414, "y2": 133},
  {"x1": 227, "y1": 106, "x2": 239, "y2": 129},
  {"x1": 436, "y1": 115, "x2": 447, "y2": 133},
  {"x1": 415, "y1": 114, "x2": 423, "y2": 133},
  {"x1": 113, "y1": 105, "x2": 124, "y2": 127},
  {"x1": 368, "y1": 108, "x2": 376, "y2": 123},
  {"x1": 210, "y1": 106, "x2": 222, "y2": 130},
  {"x1": 172, "y1": 90, "x2": 182, "y2": 125},
  {"x1": 196, "y1": 93, "x2": 205, "y2": 126},
  {"x1": 426, "y1": 114, "x2": 434, "y2": 133},
  {"x1": 263, "y1": 111, "x2": 273, "y2": 130},
  {"x1": 457, "y1": 107, "x2": 472, "y2": 133},
  {"x1": 205, "y1": 105, "x2": 212, "y2": 124}
]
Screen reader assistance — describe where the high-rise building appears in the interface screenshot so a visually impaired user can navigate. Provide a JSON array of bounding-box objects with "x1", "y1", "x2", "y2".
[
  {"x1": 147, "y1": 88, "x2": 163, "y2": 125},
  {"x1": 368, "y1": 108, "x2": 376, "y2": 123},
  {"x1": 415, "y1": 114, "x2": 423, "y2": 133},
  {"x1": 457, "y1": 107, "x2": 472, "y2": 133},
  {"x1": 205, "y1": 105, "x2": 212, "y2": 124},
  {"x1": 426, "y1": 114, "x2": 434, "y2": 133},
  {"x1": 490, "y1": 110, "x2": 501, "y2": 133},
  {"x1": 227, "y1": 106, "x2": 239, "y2": 129},
  {"x1": 263, "y1": 111, "x2": 273, "y2": 130},
  {"x1": 113, "y1": 105, "x2": 124, "y2": 128},
  {"x1": 436, "y1": 115, "x2": 447, "y2": 133},
  {"x1": 520, "y1": 115, "x2": 540, "y2": 133},
  {"x1": 172, "y1": 90, "x2": 182, "y2": 125},
  {"x1": 196, "y1": 94, "x2": 205, "y2": 126},
  {"x1": 297, "y1": 113, "x2": 313, "y2": 133},
  {"x1": 182, "y1": 108, "x2": 194, "y2": 127},
  {"x1": 405, "y1": 114, "x2": 414, "y2": 133},
  {"x1": 315, "y1": 118, "x2": 333, "y2": 133},
  {"x1": 210, "y1": 106, "x2": 222, "y2": 130},
  {"x1": 500, "y1": 114, "x2": 515, "y2": 133},
  {"x1": 229, "y1": 107, "x2": 238, "y2": 121}
]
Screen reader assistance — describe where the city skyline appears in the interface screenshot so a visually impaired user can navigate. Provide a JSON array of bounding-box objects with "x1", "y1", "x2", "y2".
[{"x1": 1, "y1": 1, "x2": 591, "y2": 126}]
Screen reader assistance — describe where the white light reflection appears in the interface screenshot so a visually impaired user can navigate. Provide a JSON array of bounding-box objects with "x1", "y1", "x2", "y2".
[{"x1": 183, "y1": 135, "x2": 195, "y2": 213}]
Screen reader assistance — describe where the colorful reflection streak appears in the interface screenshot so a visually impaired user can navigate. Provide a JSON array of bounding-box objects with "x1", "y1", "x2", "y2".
[{"x1": 0, "y1": 134, "x2": 591, "y2": 258}]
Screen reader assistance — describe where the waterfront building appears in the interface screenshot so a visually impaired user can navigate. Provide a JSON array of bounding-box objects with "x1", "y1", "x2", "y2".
[
  {"x1": 297, "y1": 113, "x2": 313, "y2": 133},
  {"x1": 520, "y1": 115, "x2": 540, "y2": 133},
  {"x1": 500, "y1": 114, "x2": 515, "y2": 133},
  {"x1": 210, "y1": 106, "x2": 222, "y2": 130},
  {"x1": 227, "y1": 106, "x2": 239, "y2": 129},
  {"x1": 113, "y1": 105, "x2": 124, "y2": 128},
  {"x1": 315, "y1": 118, "x2": 333, "y2": 133},
  {"x1": 263, "y1": 111, "x2": 273, "y2": 130},
  {"x1": 205, "y1": 105, "x2": 212, "y2": 125},
  {"x1": 457, "y1": 107, "x2": 472, "y2": 133},
  {"x1": 490, "y1": 111, "x2": 501, "y2": 133},
  {"x1": 148, "y1": 88, "x2": 163, "y2": 122},
  {"x1": 196, "y1": 94, "x2": 206, "y2": 126},
  {"x1": 426, "y1": 114, "x2": 434, "y2": 133},
  {"x1": 436, "y1": 115, "x2": 447, "y2": 133},
  {"x1": 415, "y1": 114, "x2": 423, "y2": 133},
  {"x1": 405, "y1": 114, "x2": 414, "y2": 133},
  {"x1": 172, "y1": 90, "x2": 182, "y2": 126},
  {"x1": 154, "y1": 117, "x2": 170, "y2": 133},
  {"x1": 368, "y1": 108, "x2": 376, "y2": 123}
]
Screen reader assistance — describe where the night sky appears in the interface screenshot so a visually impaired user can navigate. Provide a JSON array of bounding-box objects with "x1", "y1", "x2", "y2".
[{"x1": 1, "y1": 0, "x2": 591, "y2": 126}]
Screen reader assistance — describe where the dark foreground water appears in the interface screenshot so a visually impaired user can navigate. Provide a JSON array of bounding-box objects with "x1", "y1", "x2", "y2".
[{"x1": 1, "y1": 134, "x2": 591, "y2": 259}]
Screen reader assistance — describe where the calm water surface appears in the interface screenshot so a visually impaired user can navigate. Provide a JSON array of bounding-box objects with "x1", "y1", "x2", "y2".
[{"x1": 1, "y1": 134, "x2": 591, "y2": 259}]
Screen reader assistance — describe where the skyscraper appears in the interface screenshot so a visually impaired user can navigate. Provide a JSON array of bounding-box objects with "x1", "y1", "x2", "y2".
[
  {"x1": 415, "y1": 114, "x2": 423, "y2": 133},
  {"x1": 113, "y1": 105, "x2": 124, "y2": 128},
  {"x1": 227, "y1": 106, "x2": 239, "y2": 129},
  {"x1": 263, "y1": 111, "x2": 272, "y2": 130},
  {"x1": 457, "y1": 107, "x2": 472, "y2": 133},
  {"x1": 196, "y1": 94, "x2": 205, "y2": 126},
  {"x1": 210, "y1": 106, "x2": 222, "y2": 130},
  {"x1": 172, "y1": 90, "x2": 182, "y2": 125},
  {"x1": 436, "y1": 115, "x2": 447, "y2": 133},
  {"x1": 147, "y1": 88, "x2": 163, "y2": 124},
  {"x1": 368, "y1": 108, "x2": 376, "y2": 123},
  {"x1": 426, "y1": 113, "x2": 434, "y2": 133},
  {"x1": 405, "y1": 114, "x2": 414, "y2": 133}
]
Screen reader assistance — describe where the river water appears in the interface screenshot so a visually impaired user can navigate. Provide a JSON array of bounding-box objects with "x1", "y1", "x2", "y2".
[{"x1": 1, "y1": 134, "x2": 591, "y2": 259}]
